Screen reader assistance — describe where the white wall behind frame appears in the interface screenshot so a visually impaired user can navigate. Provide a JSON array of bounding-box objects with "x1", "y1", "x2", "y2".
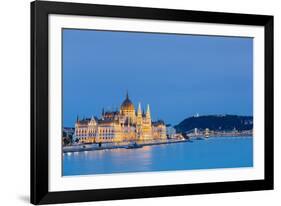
[{"x1": 0, "y1": 0, "x2": 279, "y2": 206}]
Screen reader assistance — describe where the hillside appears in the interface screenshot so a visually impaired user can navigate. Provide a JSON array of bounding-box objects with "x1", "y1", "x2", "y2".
[{"x1": 174, "y1": 115, "x2": 253, "y2": 133}]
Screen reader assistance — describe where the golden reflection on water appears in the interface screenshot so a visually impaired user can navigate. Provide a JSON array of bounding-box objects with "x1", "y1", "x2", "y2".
[{"x1": 63, "y1": 137, "x2": 254, "y2": 176}]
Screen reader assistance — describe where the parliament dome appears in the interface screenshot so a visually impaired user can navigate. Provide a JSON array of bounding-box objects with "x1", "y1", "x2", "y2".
[{"x1": 120, "y1": 92, "x2": 135, "y2": 111}]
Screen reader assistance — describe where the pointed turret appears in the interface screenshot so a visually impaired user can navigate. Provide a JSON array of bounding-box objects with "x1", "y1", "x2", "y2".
[
  {"x1": 146, "y1": 104, "x2": 151, "y2": 119},
  {"x1": 137, "y1": 103, "x2": 142, "y2": 116},
  {"x1": 137, "y1": 102, "x2": 143, "y2": 125},
  {"x1": 136, "y1": 102, "x2": 143, "y2": 139},
  {"x1": 126, "y1": 90, "x2": 129, "y2": 100}
]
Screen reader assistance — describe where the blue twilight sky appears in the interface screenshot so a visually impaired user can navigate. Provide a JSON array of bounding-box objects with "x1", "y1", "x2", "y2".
[{"x1": 63, "y1": 29, "x2": 253, "y2": 127}]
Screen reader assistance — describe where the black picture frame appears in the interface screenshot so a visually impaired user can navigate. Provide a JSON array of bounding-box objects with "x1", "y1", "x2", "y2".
[{"x1": 31, "y1": 0, "x2": 274, "y2": 204}]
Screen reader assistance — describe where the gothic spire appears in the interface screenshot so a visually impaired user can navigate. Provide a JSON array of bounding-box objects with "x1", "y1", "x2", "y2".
[
  {"x1": 126, "y1": 90, "x2": 129, "y2": 100},
  {"x1": 137, "y1": 102, "x2": 142, "y2": 125},
  {"x1": 146, "y1": 104, "x2": 151, "y2": 119},
  {"x1": 137, "y1": 102, "x2": 142, "y2": 115}
]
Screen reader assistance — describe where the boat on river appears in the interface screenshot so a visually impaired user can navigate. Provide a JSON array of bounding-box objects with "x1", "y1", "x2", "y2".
[{"x1": 126, "y1": 142, "x2": 143, "y2": 149}]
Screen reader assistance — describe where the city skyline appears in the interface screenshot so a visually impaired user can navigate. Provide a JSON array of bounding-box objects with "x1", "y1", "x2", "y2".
[{"x1": 63, "y1": 29, "x2": 253, "y2": 127}]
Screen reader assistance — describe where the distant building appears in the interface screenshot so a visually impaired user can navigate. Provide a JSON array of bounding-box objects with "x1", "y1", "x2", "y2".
[
  {"x1": 74, "y1": 92, "x2": 167, "y2": 143},
  {"x1": 166, "y1": 125, "x2": 176, "y2": 139}
]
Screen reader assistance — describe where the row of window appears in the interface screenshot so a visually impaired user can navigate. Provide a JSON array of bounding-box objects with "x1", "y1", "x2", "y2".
[
  {"x1": 76, "y1": 128, "x2": 165, "y2": 135},
  {"x1": 76, "y1": 129, "x2": 118, "y2": 134},
  {"x1": 77, "y1": 134, "x2": 116, "y2": 137},
  {"x1": 80, "y1": 136, "x2": 115, "y2": 140}
]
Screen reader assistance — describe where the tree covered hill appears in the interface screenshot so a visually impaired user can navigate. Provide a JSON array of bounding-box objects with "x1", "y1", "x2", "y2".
[{"x1": 174, "y1": 115, "x2": 253, "y2": 133}]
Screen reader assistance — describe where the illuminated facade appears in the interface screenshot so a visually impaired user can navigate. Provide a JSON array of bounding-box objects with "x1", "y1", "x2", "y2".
[{"x1": 74, "y1": 93, "x2": 167, "y2": 143}]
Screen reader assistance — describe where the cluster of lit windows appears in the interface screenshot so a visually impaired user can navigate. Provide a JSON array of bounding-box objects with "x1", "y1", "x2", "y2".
[
  {"x1": 100, "y1": 135, "x2": 114, "y2": 140},
  {"x1": 99, "y1": 128, "x2": 114, "y2": 133}
]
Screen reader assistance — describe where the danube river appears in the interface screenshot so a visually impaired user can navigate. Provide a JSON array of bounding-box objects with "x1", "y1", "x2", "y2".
[{"x1": 63, "y1": 136, "x2": 253, "y2": 176}]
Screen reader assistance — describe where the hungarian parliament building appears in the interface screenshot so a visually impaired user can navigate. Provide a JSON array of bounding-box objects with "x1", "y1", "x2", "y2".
[{"x1": 74, "y1": 93, "x2": 167, "y2": 143}]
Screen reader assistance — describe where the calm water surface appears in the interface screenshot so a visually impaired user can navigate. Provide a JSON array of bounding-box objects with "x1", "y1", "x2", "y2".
[{"x1": 63, "y1": 136, "x2": 253, "y2": 176}]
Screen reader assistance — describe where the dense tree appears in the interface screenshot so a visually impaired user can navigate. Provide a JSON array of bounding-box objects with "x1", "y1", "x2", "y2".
[{"x1": 174, "y1": 115, "x2": 253, "y2": 133}]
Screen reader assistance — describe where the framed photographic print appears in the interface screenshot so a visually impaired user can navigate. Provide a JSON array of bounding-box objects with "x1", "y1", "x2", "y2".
[{"x1": 31, "y1": 0, "x2": 274, "y2": 204}]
